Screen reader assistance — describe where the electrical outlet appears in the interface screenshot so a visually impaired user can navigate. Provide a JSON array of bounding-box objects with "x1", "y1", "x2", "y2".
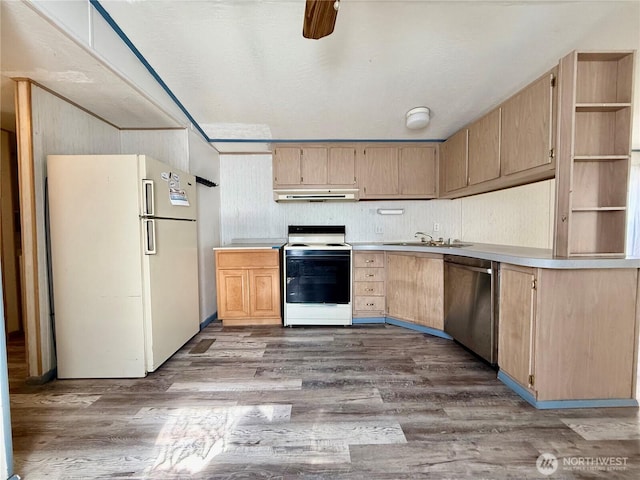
[
  {"x1": 433, "y1": 222, "x2": 440, "y2": 232},
  {"x1": 375, "y1": 225, "x2": 384, "y2": 234}
]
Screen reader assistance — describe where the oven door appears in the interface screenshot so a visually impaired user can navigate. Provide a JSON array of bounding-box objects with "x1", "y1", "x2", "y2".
[{"x1": 285, "y1": 249, "x2": 351, "y2": 304}]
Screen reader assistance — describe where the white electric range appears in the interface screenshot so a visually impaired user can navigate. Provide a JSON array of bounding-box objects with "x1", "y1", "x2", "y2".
[{"x1": 283, "y1": 225, "x2": 352, "y2": 326}]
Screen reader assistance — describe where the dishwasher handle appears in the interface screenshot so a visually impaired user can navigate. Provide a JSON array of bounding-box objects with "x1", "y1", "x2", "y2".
[{"x1": 446, "y1": 262, "x2": 492, "y2": 275}]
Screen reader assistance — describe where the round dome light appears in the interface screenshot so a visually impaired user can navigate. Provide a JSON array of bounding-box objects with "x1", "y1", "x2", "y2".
[{"x1": 405, "y1": 107, "x2": 430, "y2": 129}]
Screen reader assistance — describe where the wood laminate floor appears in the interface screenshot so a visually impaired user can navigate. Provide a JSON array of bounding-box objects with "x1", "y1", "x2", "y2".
[{"x1": 7, "y1": 323, "x2": 640, "y2": 479}]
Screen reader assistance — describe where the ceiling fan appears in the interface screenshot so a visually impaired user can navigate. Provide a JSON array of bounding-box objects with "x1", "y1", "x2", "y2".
[{"x1": 303, "y1": 0, "x2": 341, "y2": 39}]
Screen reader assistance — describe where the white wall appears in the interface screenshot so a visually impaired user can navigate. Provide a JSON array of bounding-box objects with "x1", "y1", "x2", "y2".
[
  {"x1": 460, "y1": 180, "x2": 555, "y2": 248},
  {"x1": 187, "y1": 129, "x2": 220, "y2": 322},
  {"x1": 220, "y1": 154, "x2": 554, "y2": 249},
  {"x1": 120, "y1": 129, "x2": 189, "y2": 171},
  {"x1": 220, "y1": 154, "x2": 460, "y2": 244},
  {"x1": 31, "y1": 84, "x2": 121, "y2": 375}
]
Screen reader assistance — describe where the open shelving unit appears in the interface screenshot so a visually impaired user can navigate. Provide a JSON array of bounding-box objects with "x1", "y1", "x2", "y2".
[{"x1": 555, "y1": 51, "x2": 634, "y2": 257}]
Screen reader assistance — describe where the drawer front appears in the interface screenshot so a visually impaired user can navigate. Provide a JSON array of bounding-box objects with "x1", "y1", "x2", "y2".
[
  {"x1": 354, "y1": 282, "x2": 384, "y2": 296},
  {"x1": 354, "y1": 253, "x2": 385, "y2": 268},
  {"x1": 216, "y1": 250, "x2": 279, "y2": 269},
  {"x1": 355, "y1": 296, "x2": 385, "y2": 312},
  {"x1": 354, "y1": 267, "x2": 385, "y2": 282}
]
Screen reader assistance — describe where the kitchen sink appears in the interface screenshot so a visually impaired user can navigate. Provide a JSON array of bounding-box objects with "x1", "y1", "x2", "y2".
[{"x1": 382, "y1": 242, "x2": 473, "y2": 248}]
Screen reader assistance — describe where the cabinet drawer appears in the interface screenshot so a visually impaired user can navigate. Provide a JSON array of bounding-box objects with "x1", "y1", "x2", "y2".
[
  {"x1": 354, "y1": 282, "x2": 384, "y2": 296},
  {"x1": 355, "y1": 296, "x2": 385, "y2": 311},
  {"x1": 216, "y1": 250, "x2": 279, "y2": 269},
  {"x1": 354, "y1": 267, "x2": 385, "y2": 282},
  {"x1": 354, "y1": 253, "x2": 385, "y2": 268}
]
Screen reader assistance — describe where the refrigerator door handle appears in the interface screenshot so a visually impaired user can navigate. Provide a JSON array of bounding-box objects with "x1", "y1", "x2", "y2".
[
  {"x1": 142, "y1": 179, "x2": 154, "y2": 216},
  {"x1": 144, "y1": 219, "x2": 156, "y2": 255}
]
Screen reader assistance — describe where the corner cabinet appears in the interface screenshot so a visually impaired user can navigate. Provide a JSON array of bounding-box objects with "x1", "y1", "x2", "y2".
[
  {"x1": 440, "y1": 129, "x2": 468, "y2": 194},
  {"x1": 358, "y1": 145, "x2": 438, "y2": 199},
  {"x1": 499, "y1": 264, "x2": 639, "y2": 404},
  {"x1": 215, "y1": 249, "x2": 281, "y2": 326},
  {"x1": 441, "y1": 108, "x2": 501, "y2": 196},
  {"x1": 386, "y1": 252, "x2": 443, "y2": 330},
  {"x1": 554, "y1": 51, "x2": 634, "y2": 257}
]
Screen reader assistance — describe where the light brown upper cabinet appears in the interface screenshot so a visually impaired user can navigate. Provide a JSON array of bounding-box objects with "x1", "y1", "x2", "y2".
[
  {"x1": 273, "y1": 146, "x2": 304, "y2": 186},
  {"x1": 440, "y1": 129, "x2": 468, "y2": 194},
  {"x1": 358, "y1": 146, "x2": 399, "y2": 197},
  {"x1": 398, "y1": 146, "x2": 437, "y2": 197},
  {"x1": 468, "y1": 107, "x2": 501, "y2": 185},
  {"x1": 554, "y1": 51, "x2": 634, "y2": 257},
  {"x1": 501, "y1": 68, "x2": 557, "y2": 176},
  {"x1": 440, "y1": 108, "x2": 500, "y2": 195},
  {"x1": 300, "y1": 147, "x2": 328, "y2": 184},
  {"x1": 440, "y1": 67, "x2": 557, "y2": 199},
  {"x1": 327, "y1": 147, "x2": 357, "y2": 186},
  {"x1": 358, "y1": 145, "x2": 438, "y2": 199},
  {"x1": 273, "y1": 145, "x2": 356, "y2": 188}
]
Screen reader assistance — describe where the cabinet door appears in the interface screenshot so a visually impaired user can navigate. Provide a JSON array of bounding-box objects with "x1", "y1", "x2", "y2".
[
  {"x1": 501, "y1": 70, "x2": 555, "y2": 176},
  {"x1": 273, "y1": 147, "x2": 301, "y2": 186},
  {"x1": 468, "y1": 108, "x2": 501, "y2": 185},
  {"x1": 535, "y1": 269, "x2": 637, "y2": 401},
  {"x1": 217, "y1": 269, "x2": 250, "y2": 318},
  {"x1": 328, "y1": 147, "x2": 357, "y2": 186},
  {"x1": 399, "y1": 146, "x2": 437, "y2": 197},
  {"x1": 441, "y1": 129, "x2": 468, "y2": 193},
  {"x1": 249, "y1": 268, "x2": 281, "y2": 318},
  {"x1": 359, "y1": 147, "x2": 399, "y2": 197},
  {"x1": 386, "y1": 254, "x2": 443, "y2": 329},
  {"x1": 498, "y1": 266, "x2": 536, "y2": 391},
  {"x1": 301, "y1": 147, "x2": 328, "y2": 185}
]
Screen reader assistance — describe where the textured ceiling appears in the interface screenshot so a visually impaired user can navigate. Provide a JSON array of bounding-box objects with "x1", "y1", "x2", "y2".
[{"x1": 2, "y1": 0, "x2": 639, "y2": 152}]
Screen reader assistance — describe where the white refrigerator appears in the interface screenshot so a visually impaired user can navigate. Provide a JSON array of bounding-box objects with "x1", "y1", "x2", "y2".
[{"x1": 48, "y1": 154, "x2": 200, "y2": 378}]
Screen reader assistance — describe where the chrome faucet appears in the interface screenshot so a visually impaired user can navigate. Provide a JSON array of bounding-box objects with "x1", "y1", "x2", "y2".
[{"x1": 414, "y1": 231, "x2": 433, "y2": 243}]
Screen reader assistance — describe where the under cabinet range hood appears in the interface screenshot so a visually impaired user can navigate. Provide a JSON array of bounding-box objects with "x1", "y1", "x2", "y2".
[{"x1": 274, "y1": 188, "x2": 359, "y2": 202}]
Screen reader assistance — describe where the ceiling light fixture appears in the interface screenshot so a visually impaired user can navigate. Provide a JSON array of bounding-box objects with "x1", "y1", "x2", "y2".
[{"x1": 405, "y1": 107, "x2": 430, "y2": 129}]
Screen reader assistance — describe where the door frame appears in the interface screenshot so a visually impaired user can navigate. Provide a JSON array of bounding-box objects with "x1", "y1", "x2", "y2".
[{"x1": 14, "y1": 79, "x2": 42, "y2": 378}]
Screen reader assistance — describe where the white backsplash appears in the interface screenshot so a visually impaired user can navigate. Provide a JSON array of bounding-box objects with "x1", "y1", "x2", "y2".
[
  {"x1": 220, "y1": 154, "x2": 554, "y2": 249},
  {"x1": 460, "y1": 179, "x2": 555, "y2": 249}
]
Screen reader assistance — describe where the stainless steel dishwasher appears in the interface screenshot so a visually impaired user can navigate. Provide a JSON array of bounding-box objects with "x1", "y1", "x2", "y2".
[{"x1": 443, "y1": 255, "x2": 498, "y2": 365}]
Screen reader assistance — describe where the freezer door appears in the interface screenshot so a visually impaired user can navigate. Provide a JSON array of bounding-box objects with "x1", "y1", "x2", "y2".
[
  {"x1": 142, "y1": 218, "x2": 199, "y2": 372},
  {"x1": 140, "y1": 155, "x2": 197, "y2": 220}
]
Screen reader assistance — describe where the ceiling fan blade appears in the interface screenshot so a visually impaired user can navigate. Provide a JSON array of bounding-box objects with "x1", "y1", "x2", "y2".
[{"x1": 303, "y1": 0, "x2": 338, "y2": 39}]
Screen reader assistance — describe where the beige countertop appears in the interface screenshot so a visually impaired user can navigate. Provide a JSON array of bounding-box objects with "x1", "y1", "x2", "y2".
[
  {"x1": 213, "y1": 244, "x2": 283, "y2": 250},
  {"x1": 213, "y1": 238, "x2": 285, "y2": 251},
  {"x1": 212, "y1": 238, "x2": 640, "y2": 268},
  {"x1": 352, "y1": 242, "x2": 640, "y2": 269}
]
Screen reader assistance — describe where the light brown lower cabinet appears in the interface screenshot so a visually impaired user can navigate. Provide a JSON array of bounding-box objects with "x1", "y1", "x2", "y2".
[
  {"x1": 386, "y1": 252, "x2": 443, "y2": 330},
  {"x1": 498, "y1": 264, "x2": 639, "y2": 404},
  {"x1": 353, "y1": 252, "x2": 386, "y2": 317},
  {"x1": 215, "y1": 249, "x2": 281, "y2": 326}
]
